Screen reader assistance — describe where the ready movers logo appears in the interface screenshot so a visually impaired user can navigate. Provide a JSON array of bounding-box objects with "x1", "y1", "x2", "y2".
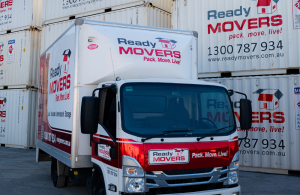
[
  {"x1": 48, "y1": 49, "x2": 71, "y2": 102},
  {"x1": 148, "y1": 149, "x2": 189, "y2": 165},
  {"x1": 118, "y1": 38, "x2": 182, "y2": 65},
  {"x1": 207, "y1": 0, "x2": 282, "y2": 35}
]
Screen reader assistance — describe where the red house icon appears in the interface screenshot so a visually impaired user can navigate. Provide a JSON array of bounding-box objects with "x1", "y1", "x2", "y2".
[
  {"x1": 257, "y1": 0, "x2": 279, "y2": 14},
  {"x1": 0, "y1": 97, "x2": 6, "y2": 110},
  {"x1": 254, "y1": 89, "x2": 283, "y2": 110},
  {"x1": 62, "y1": 49, "x2": 71, "y2": 74},
  {"x1": 156, "y1": 38, "x2": 177, "y2": 50}
]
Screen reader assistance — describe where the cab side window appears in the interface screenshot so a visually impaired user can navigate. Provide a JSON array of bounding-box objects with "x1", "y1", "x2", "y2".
[{"x1": 99, "y1": 89, "x2": 117, "y2": 139}]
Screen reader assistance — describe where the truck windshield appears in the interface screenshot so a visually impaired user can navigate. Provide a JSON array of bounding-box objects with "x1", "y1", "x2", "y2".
[{"x1": 120, "y1": 83, "x2": 236, "y2": 138}]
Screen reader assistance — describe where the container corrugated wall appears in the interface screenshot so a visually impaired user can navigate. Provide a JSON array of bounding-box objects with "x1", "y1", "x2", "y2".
[
  {"x1": 0, "y1": 88, "x2": 37, "y2": 148},
  {"x1": 41, "y1": 6, "x2": 171, "y2": 52},
  {"x1": 0, "y1": 0, "x2": 42, "y2": 34},
  {"x1": 204, "y1": 75, "x2": 300, "y2": 171},
  {"x1": 42, "y1": 0, "x2": 171, "y2": 24},
  {"x1": 172, "y1": 0, "x2": 300, "y2": 77},
  {"x1": 0, "y1": 29, "x2": 41, "y2": 87}
]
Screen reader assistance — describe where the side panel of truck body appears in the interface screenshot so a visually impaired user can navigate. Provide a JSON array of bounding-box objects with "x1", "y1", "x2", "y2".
[{"x1": 37, "y1": 20, "x2": 197, "y2": 168}]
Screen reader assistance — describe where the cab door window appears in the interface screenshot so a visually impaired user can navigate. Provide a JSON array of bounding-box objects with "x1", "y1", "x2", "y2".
[{"x1": 99, "y1": 89, "x2": 117, "y2": 139}]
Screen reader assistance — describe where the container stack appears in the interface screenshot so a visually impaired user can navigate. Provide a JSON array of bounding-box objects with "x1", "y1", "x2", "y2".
[
  {"x1": 41, "y1": 0, "x2": 172, "y2": 52},
  {"x1": 172, "y1": 0, "x2": 300, "y2": 172},
  {"x1": 0, "y1": 0, "x2": 42, "y2": 148}
]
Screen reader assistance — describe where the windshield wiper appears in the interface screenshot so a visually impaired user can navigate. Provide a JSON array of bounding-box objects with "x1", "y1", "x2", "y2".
[
  {"x1": 141, "y1": 130, "x2": 193, "y2": 142},
  {"x1": 196, "y1": 125, "x2": 235, "y2": 141}
]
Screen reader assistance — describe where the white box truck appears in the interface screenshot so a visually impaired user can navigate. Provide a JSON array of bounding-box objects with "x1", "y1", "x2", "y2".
[{"x1": 36, "y1": 19, "x2": 252, "y2": 195}]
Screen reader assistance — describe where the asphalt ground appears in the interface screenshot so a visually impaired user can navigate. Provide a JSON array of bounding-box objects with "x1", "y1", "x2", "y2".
[{"x1": 0, "y1": 146, "x2": 300, "y2": 195}]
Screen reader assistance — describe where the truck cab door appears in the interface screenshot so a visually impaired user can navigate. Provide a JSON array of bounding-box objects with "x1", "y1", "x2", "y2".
[{"x1": 92, "y1": 88, "x2": 119, "y2": 194}]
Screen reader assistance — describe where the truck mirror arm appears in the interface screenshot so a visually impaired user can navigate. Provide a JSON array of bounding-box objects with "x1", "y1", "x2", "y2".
[
  {"x1": 92, "y1": 84, "x2": 117, "y2": 97},
  {"x1": 228, "y1": 90, "x2": 247, "y2": 99}
]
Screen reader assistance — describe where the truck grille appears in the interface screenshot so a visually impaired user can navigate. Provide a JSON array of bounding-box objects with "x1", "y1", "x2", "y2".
[
  {"x1": 166, "y1": 177, "x2": 211, "y2": 184},
  {"x1": 163, "y1": 168, "x2": 214, "y2": 175},
  {"x1": 145, "y1": 166, "x2": 229, "y2": 192},
  {"x1": 147, "y1": 183, "x2": 224, "y2": 194}
]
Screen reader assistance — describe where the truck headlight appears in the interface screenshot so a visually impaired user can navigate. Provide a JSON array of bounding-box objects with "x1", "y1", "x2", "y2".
[
  {"x1": 124, "y1": 177, "x2": 145, "y2": 193},
  {"x1": 228, "y1": 152, "x2": 239, "y2": 185},
  {"x1": 123, "y1": 155, "x2": 145, "y2": 193},
  {"x1": 229, "y1": 171, "x2": 238, "y2": 184}
]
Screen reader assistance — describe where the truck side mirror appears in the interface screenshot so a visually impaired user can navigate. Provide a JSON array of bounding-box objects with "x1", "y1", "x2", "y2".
[
  {"x1": 81, "y1": 96, "x2": 99, "y2": 134},
  {"x1": 240, "y1": 99, "x2": 252, "y2": 130}
]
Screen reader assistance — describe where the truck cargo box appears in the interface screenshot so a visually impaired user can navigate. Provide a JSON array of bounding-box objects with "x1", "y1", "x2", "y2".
[
  {"x1": 41, "y1": 5, "x2": 171, "y2": 52},
  {"x1": 0, "y1": 88, "x2": 37, "y2": 148},
  {"x1": 172, "y1": 0, "x2": 300, "y2": 77},
  {"x1": 42, "y1": 0, "x2": 171, "y2": 25},
  {"x1": 37, "y1": 19, "x2": 198, "y2": 168},
  {"x1": 205, "y1": 75, "x2": 300, "y2": 171}
]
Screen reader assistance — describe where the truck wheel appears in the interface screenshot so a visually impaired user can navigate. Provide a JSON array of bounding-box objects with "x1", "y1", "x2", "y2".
[
  {"x1": 51, "y1": 158, "x2": 66, "y2": 188},
  {"x1": 92, "y1": 171, "x2": 106, "y2": 195}
]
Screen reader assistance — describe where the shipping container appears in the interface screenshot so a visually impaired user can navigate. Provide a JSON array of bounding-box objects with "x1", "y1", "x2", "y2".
[
  {"x1": 172, "y1": 0, "x2": 300, "y2": 77},
  {"x1": 0, "y1": 29, "x2": 41, "y2": 87},
  {"x1": 42, "y1": 0, "x2": 171, "y2": 25},
  {"x1": 41, "y1": 5, "x2": 171, "y2": 52},
  {"x1": 0, "y1": 88, "x2": 38, "y2": 148},
  {"x1": 204, "y1": 75, "x2": 300, "y2": 171},
  {"x1": 0, "y1": 0, "x2": 42, "y2": 34}
]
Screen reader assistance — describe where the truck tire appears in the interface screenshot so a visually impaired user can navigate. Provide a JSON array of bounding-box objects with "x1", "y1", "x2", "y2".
[
  {"x1": 51, "y1": 158, "x2": 54, "y2": 181},
  {"x1": 92, "y1": 170, "x2": 106, "y2": 195},
  {"x1": 51, "y1": 158, "x2": 66, "y2": 188}
]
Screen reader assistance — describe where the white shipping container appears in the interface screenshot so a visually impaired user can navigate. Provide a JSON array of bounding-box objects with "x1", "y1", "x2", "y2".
[
  {"x1": 0, "y1": 29, "x2": 41, "y2": 87},
  {"x1": 172, "y1": 0, "x2": 300, "y2": 77},
  {"x1": 0, "y1": 0, "x2": 42, "y2": 34},
  {"x1": 204, "y1": 75, "x2": 300, "y2": 171},
  {"x1": 42, "y1": 0, "x2": 171, "y2": 24},
  {"x1": 41, "y1": 5, "x2": 171, "y2": 52},
  {"x1": 0, "y1": 88, "x2": 37, "y2": 148}
]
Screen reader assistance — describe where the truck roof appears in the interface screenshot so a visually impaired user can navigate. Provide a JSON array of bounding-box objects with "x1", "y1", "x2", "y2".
[
  {"x1": 78, "y1": 19, "x2": 198, "y2": 37},
  {"x1": 101, "y1": 78, "x2": 228, "y2": 90}
]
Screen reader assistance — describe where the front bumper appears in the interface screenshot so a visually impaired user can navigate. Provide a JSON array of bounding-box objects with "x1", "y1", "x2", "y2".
[{"x1": 156, "y1": 185, "x2": 241, "y2": 195}]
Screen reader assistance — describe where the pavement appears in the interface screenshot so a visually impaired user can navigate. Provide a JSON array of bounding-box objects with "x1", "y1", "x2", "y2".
[{"x1": 0, "y1": 146, "x2": 300, "y2": 195}]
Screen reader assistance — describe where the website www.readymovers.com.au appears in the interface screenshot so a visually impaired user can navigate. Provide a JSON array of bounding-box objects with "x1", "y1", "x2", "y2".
[{"x1": 208, "y1": 53, "x2": 284, "y2": 62}]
